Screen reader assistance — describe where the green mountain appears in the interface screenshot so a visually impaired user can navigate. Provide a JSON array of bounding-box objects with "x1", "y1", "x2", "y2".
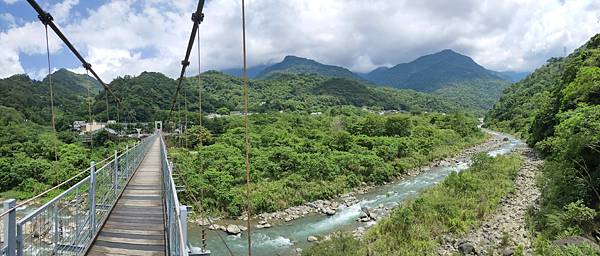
[
  {"x1": 255, "y1": 55, "x2": 364, "y2": 80},
  {"x1": 363, "y1": 50, "x2": 512, "y2": 114},
  {"x1": 241, "y1": 51, "x2": 511, "y2": 115},
  {"x1": 0, "y1": 69, "x2": 100, "y2": 128},
  {"x1": 486, "y1": 33, "x2": 600, "y2": 248},
  {"x1": 95, "y1": 71, "x2": 462, "y2": 122},
  {"x1": 364, "y1": 49, "x2": 505, "y2": 91}
]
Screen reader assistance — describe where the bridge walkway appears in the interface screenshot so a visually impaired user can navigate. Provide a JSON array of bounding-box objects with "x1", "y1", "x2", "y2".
[{"x1": 87, "y1": 139, "x2": 166, "y2": 256}]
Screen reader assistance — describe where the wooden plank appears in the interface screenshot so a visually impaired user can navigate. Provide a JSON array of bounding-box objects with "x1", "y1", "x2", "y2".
[{"x1": 86, "y1": 139, "x2": 166, "y2": 256}]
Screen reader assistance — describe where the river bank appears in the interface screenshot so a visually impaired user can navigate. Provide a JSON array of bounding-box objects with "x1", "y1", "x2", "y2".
[
  {"x1": 189, "y1": 130, "x2": 524, "y2": 256},
  {"x1": 438, "y1": 148, "x2": 543, "y2": 255},
  {"x1": 194, "y1": 130, "x2": 508, "y2": 235}
]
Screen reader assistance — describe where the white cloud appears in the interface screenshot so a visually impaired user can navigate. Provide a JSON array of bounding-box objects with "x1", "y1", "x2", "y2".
[
  {"x1": 1, "y1": 0, "x2": 599, "y2": 80},
  {"x1": 2, "y1": 0, "x2": 18, "y2": 4},
  {"x1": 0, "y1": 13, "x2": 16, "y2": 28},
  {"x1": 50, "y1": 0, "x2": 79, "y2": 23}
]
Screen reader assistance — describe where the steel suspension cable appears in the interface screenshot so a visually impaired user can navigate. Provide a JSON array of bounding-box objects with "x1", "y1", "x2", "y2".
[
  {"x1": 86, "y1": 70, "x2": 94, "y2": 153},
  {"x1": 241, "y1": 0, "x2": 253, "y2": 254},
  {"x1": 105, "y1": 91, "x2": 110, "y2": 121},
  {"x1": 184, "y1": 82, "x2": 189, "y2": 148},
  {"x1": 196, "y1": 25, "x2": 208, "y2": 251},
  {"x1": 26, "y1": 0, "x2": 122, "y2": 107},
  {"x1": 166, "y1": 0, "x2": 206, "y2": 126},
  {"x1": 44, "y1": 24, "x2": 59, "y2": 162}
]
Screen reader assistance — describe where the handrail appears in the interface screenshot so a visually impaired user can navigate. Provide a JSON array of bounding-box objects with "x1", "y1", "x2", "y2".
[
  {"x1": 0, "y1": 149, "x2": 117, "y2": 220},
  {"x1": 159, "y1": 133, "x2": 189, "y2": 256},
  {"x1": 1, "y1": 134, "x2": 157, "y2": 256}
]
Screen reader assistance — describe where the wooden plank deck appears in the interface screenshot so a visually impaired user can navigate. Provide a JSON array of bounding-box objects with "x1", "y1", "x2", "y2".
[{"x1": 87, "y1": 138, "x2": 166, "y2": 256}]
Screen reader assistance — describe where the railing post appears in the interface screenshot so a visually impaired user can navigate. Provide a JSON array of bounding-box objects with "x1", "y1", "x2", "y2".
[
  {"x1": 16, "y1": 224, "x2": 22, "y2": 256},
  {"x1": 180, "y1": 205, "x2": 188, "y2": 251},
  {"x1": 3, "y1": 199, "x2": 16, "y2": 256},
  {"x1": 52, "y1": 204, "x2": 59, "y2": 253},
  {"x1": 89, "y1": 161, "x2": 96, "y2": 236},
  {"x1": 125, "y1": 144, "x2": 130, "y2": 178},
  {"x1": 114, "y1": 150, "x2": 119, "y2": 191}
]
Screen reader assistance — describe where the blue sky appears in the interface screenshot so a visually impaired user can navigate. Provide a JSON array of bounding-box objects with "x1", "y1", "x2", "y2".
[
  {"x1": 1, "y1": 0, "x2": 106, "y2": 76},
  {"x1": 1, "y1": 0, "x2": 599, "y2": 81}
]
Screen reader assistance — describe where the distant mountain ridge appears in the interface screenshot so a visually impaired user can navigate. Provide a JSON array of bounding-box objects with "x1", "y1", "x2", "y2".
[
  {"x1": 363, "y1": 49, "x2": 505, "y2": 91},
  {"x1": 224, "y1": 50, "x2": 514, "y2": 114},
  {"x1": 255, "y1": 55, "x2": 364, "y2": 81}
]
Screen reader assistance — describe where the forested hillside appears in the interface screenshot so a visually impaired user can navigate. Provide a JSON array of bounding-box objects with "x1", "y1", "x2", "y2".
[
  {"x1": 95, "y1": 71, "x2": 462, "y2": 122},
  {"x1": 363, "y1": 49, "x2": 504, "y2": 91},
  {"x1": 256, "y1": 55, "x2": 363, "y2": 80},
  {"x1": 170, "y1": 109, "x2": 485, "y2": 216},
  {"x1": 487, "y1": 33, "x2": 600, "y2": 253},
  {"x1": 226, "y1": 50, "x2": 513, "y2": 115},
  {"x1": 0, "y1": 69, "x2": 99, "y2": 129},
  {"x1": 364, "y1": 50, "x2": 512, "y2": 114}
]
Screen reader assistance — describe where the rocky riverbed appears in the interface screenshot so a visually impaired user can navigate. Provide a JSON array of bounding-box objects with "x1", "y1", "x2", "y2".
[
  {"x1": 347, "y1": 130, "x2": 513, "y2": 240},
  {"x1": 196, "y1": 131, "x2": 509, "y2": 236},
  {"x1": 438, "y1": 148, "x2": 543, "y2": 256},
  {"x1": 196, "y1": 130, "x2": 511, "y2": 238}
]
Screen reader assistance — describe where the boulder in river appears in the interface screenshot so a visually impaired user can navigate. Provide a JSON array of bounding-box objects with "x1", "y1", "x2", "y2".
[
  {"x1": 307, "y1": 235, "x2": 318, "y2": 242},
  {"x1": 457, "y1": 241, "x2": 475, "y2": 255},
  {"x1": 226, "y1": 224, "x2": 241, "y2": 235}
]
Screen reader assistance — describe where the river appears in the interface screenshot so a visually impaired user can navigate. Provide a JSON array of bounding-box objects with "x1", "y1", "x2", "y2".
[{"x1": 188, "y1": 132, "x2": 524, "y2": 255}]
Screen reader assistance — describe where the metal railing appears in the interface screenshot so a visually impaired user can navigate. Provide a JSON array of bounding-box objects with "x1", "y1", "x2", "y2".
[
  {"x1": 1, "y1": 134, "x2": 157, "y2": 256},
  {"x1": 160, "y1": 134, "x2": 189, "y2": 256}
]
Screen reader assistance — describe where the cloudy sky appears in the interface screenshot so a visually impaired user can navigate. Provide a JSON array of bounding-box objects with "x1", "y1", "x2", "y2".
[{"x1": 1, "y1": 0, "x2": 599, "y2": 80}]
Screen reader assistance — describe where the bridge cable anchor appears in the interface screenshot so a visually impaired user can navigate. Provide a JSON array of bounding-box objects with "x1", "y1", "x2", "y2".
[
  {"x1": 191, "y1": 12, "x2": 204, "y2": 24},
  {"x1": 37, "y1": 11, "x2": 53, "y2": 25}
]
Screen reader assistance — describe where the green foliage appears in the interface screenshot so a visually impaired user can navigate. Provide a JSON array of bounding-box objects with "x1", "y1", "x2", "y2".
[
  {"x1": 0, "y1": 121, "x2": 133, "y2": 199},
  {"x1": 486, "y1": 33, "x2": 600, "y2": 253},
  {"x1": 92, "y1": 71, "x2": 464, "y2": 122},
  {"x1": 0, "y1": 69, "x2": 99, "y2": 128},
  {"x1": 304, "y1": 154, "x2": 522, "y2": 255},
  {"x1": 171, "y1": 109, "x2": 486, "y2": 216},
  {"x1": 179, "y1": 125, "x2": 213, "y2": 149},
  {"x1": 303, "y1": 233, "x2": 367, "y2": 256},
  {"x1": 561, "y1": 67, "x2": 600, "y2": 109},
  {"x1": 533, "y1": 236, "x2": 600, "y2": 256}
]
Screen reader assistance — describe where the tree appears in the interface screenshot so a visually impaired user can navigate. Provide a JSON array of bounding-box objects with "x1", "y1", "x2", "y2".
[
  {"x1": 216, "y1": 107, "x2": 230, "y2": 115},
  {"x1": 385, "y1": 115, "x2": 412, "y2": 137},
  {"x1": 180, "y1": 125, "x2": 213, "y2": 149}
]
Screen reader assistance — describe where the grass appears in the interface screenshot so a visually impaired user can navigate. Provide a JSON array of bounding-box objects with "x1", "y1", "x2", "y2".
[{"x1": 304, "y1": 153, "x2": 523, "y2": 255}]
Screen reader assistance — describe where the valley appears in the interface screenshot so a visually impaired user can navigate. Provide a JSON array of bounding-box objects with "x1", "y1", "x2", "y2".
[{"x1": 0, "y1": 2, "x2": 598, "y2": 254}]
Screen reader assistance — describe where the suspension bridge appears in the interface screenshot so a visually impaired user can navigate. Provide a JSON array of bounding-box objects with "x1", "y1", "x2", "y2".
[{"x1": 1, "y1": 0, "x2": 253, "y2": 255}]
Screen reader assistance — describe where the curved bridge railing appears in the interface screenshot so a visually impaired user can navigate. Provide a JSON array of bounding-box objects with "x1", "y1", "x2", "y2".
[
  {"x1": 160, "y1": 134, "x2": 188, "y2": 256},
  {"x1": 1, "y1": 134, "x2": 156, "y2": 256}
]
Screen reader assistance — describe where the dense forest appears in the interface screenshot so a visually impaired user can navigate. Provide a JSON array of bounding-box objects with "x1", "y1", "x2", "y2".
[
  {"x1": 1, "y1": 32, "x2": 595, "y2": 256},
  {"x1": 301, "y1": 33, "x2": 600, "y2": 256},
  {"x1": 486, "y1": 33, "x2": 600, "y2": 253},
  {"x1": 232, "y1": 50, "x2": 513, "y2": 115},
  {"x1": 94, "y1": 71, "x2": 462, "y2": 122},
  {"x1": 0, "y1": 69, "x2": 99, "y2": 129},
  {"x1": 0, "y1": 108, "x2": 130, "y2": 199},
  {"x1": 169, "y1": 109, "x2": 485, "y2": 216}
]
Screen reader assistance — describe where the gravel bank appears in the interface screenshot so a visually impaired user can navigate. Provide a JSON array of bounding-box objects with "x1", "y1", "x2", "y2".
[{"x1": 438, "y1": 148, "x2": 543, "y2": 256}]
